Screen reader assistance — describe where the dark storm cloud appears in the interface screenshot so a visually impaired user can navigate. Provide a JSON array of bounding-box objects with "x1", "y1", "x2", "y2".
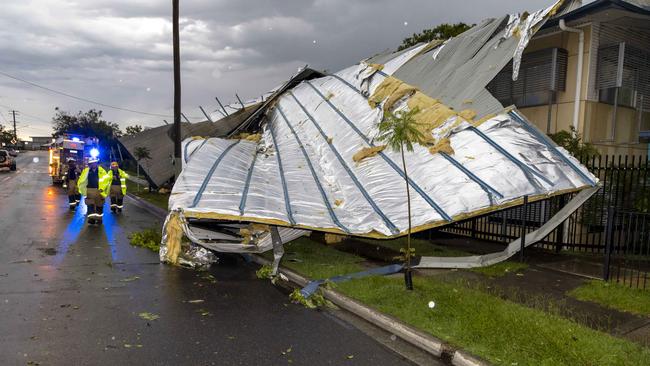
[{"x1": 0, "y1": 0, "x2": 556, "y2": 138}]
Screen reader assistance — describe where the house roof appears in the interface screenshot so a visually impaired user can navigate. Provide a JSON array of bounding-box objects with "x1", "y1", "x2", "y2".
[{"x1": 543, "y1": 0, "x2": 650, "y2": 28}]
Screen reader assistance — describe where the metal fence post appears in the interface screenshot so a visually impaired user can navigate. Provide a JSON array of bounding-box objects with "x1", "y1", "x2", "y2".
[
  {"x1": 555, "y1": 194, "x2": 566, "y2": 253},
  {"x1": 471, "y1": 218, "x2": 477, "y2": 238},
  {"x1": 520, "y1": 195, "x2": 529, "y2": 262},
  {"x1": 603, "y1": 206, "x2": 615, "y2": 281}
]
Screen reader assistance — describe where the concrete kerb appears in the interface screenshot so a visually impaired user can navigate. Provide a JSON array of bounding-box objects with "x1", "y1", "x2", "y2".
[
  {"x1": 251, "y1": 255, "x2": 491, "y2": 366},
  {"x1": 126, "y1": 193, "x2": 168, "y2": 219},
  {"x1": 127, "y1": 196, "x2": 491, "y2": 366}
]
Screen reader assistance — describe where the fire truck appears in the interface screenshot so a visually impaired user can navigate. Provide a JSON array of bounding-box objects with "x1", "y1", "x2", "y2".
[{"x1": 49, "y1": 135, "x2": 100, "y2": 185}]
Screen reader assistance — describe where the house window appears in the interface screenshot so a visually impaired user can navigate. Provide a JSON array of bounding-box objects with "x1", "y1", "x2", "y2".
[
  {"x1": 597, "y1": 43, "x2": 649, "y2": 107},
  {"x1": 597, "y1": 42, "x2": 650, "y2": 140},
  {"x1": 598, "y1": 87, "x2": 635, "y2": 108},
  {"x1": 487, "y1": 48, "x2": 568, "y2": 108}
]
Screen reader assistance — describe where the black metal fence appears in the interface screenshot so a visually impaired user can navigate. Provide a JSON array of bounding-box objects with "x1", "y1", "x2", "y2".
[
  {"x1": 603, "y1": 208, "x2": 650, "y2": 289},
  {"x1": 439, "y1": 154, "x2": 650, "y2": 288}
]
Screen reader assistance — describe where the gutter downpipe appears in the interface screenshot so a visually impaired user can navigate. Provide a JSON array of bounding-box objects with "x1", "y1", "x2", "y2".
[{"x1": 559, "y1": 19, "x2": 584, "y2": 137}]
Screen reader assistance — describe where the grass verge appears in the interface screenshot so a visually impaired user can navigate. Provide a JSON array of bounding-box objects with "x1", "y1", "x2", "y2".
[
  {"x1": 337, "y1": 276, "x2": 650, "y2": 366},
  {"x1": 269, "y1": 239, "x2": 650, "y2": 365},
  {"x1": 125, "y1": 178, "x2": 169, "y2": 211},
  {"x1": 357, "y1": 237, "x2": 469, "y2": 257},
  {"x1": 568, "y1": 280, "x2": 650, "y2": 316},
  {"x1": 265, "y1": 237, "x2": 365, "y2": 279}
]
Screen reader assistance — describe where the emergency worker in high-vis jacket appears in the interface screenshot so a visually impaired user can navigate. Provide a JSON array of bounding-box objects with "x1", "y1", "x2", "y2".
[
  {"x1": 107, "y1": 161, "x2": 128, "y2": 213},
  {"x1": 77, "y1": 158, "x2": 110, "y2": 224},
  {"x1": 65, "y1": 158, "x2": 81, "y2": 209}
]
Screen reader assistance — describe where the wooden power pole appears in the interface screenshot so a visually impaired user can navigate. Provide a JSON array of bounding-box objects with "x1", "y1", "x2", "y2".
[
  {"x1": 172, "y1": 0, "x2": 182, "y2": 177},
  {"x1": 11, "y1": 110, "x2": 18, "y2": 140}
]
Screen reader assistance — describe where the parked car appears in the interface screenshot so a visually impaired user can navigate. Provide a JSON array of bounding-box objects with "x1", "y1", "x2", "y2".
[
  {"x1": 7, "y1": 148, "x2": 18, "y2": 157},
  {"x1": 0, "y1": 150, "x2": 17, "y2": 171}
]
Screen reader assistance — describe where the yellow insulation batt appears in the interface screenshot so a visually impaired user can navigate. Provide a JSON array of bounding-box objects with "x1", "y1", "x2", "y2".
[
  {"x1": 429, "y1": 138, "x2": 454, "y2": 155},
  {"x1": 324, "y1": 233, "x2": 347, "y2": 244},
  {"x1": 459, "y1": 109, "x2": 477, "y2": 121},
  {"x1": 406, "y1": 93, "x2": 457, "y2": 144},
  {"x1": 366, "y1": 76, "x2": 478, "y2": 153},
  {"x1": 163, "y1": 212, "x2": 184, "y2": 265},
  {"x1": 353, "y1": 145, "x2": 386, "y2": 162},
  {"x1": 231, "y1": 132, "x2": 262, "y2": 143},
  {"x1": 240, "y1": 223, "x2": 271, "y2": 244},
  {"x1": 366, "y1": 63, "x2": 385, "y2": 72}
]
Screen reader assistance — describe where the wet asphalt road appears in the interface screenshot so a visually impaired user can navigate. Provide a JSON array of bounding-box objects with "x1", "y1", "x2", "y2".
[{"x1": 0, "y1": 151, "x2": 413, "y2": 366}]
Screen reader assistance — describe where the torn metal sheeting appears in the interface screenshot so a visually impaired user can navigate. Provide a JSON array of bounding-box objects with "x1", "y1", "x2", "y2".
[
  {"x1": 117, "y1": 67, "x2": 323, "y2": 189},
  {"x1": 164, "y1": 0, "x2": 596, "y2": 257},
  {"x1": 415, "y1": 185, "x2": 600, "y2": 268},
  {"x1": 117, "y1": 116, "x2": 254, "y2": 188}
]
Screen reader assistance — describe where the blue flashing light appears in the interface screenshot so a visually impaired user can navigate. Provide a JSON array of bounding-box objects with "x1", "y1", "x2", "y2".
[
  {"x1": 90, "y1": 148, "x2": 100, "y2": 158},
  {"x1": 72, "y1": 137, "x2": 80, "y2": 142}
]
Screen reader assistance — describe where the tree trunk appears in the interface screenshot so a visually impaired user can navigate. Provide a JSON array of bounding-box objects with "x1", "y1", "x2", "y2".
[{"x1": 401, "y1": 145, "x2": 413, "y2": 290}]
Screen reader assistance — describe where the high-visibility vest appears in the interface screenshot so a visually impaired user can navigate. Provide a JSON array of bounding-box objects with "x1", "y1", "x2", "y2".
[
  {"x1": 77, "y1": 166, "x2": 110, "y2": 198},
  {"x1": 106, "y1": 168, "x2": 128, "y2": 195}
]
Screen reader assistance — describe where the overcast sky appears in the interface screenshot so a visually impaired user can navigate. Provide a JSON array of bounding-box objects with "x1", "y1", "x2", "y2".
[{"x1": 0, "y1": 0, "x2": 556, "y2": 139}]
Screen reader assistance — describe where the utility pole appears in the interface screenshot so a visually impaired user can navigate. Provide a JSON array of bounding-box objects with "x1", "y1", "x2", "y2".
[
  {"x1": 172, "y1": 0, "x2": 182, "y2": 178},
  {"x1": 11, "y1": 110, "x2": 18, "y2": 140}
]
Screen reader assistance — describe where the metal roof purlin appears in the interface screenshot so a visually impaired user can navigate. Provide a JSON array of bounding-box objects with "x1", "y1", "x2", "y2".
[
  {"x1": 468, "y1": 126, "x2": 554, "y2": 187},
  {"x1": 190, "y1": 140, "x2": 241, "y2": 208},
  {"x1": 439, "y1": 152, "x2": 504, "y2": 201},
  {"x1": 238, "y1": 150, "x2": 258, "y2": 216},
  {"x1": 276, "y1": 105, "x2": 351, "y2": 234},
  {"x1": 268, "y1": 118, "x2": 297, "y2": 225},
  {"x1": 508, "y1": 110, "x2": 596, "y2": 186}
]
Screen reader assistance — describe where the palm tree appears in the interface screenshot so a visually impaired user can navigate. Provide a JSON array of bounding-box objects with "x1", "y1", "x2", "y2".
[
  {"x1": 377, "y1": 107, "x2": 425, "y2": 290},
  {"x1": 133, "y1": 146, "x2": 151, "y2": 192}
]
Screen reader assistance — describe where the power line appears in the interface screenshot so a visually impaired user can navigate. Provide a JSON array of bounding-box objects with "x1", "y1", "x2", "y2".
[{"x1": 0, "y1": 70, "x2": 176, "y2": 118}]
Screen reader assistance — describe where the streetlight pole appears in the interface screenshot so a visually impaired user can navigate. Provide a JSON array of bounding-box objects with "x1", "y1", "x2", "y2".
[{"x1": 172, "y1": 0, "x2": 182, "y2": 178}]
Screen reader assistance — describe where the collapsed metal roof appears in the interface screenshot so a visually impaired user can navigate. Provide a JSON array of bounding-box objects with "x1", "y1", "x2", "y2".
[
  {"x1": 161, "y1": 0, "x2": 598, "y2": 261},
  {"x1": 117, "y1": 112, "x2": 257, "y2": 187},
  {"x1": 117, "y1": 68, "x2": 323, "y2": 187}
]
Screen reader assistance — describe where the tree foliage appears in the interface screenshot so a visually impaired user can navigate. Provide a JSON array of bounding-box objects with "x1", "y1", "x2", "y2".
[
  {"x1": 51, "y1": 108, "x2": 122, "y2": 153},
  {"x1": 0, "y1": 124, "x2": 14, "y2": 144},
  {"x1": 549, "y1": 126, "x2": 599, "y2": 159},
  {"x1": 134, "y1": 146, "x2": 151, "y2": 161},
  {"x1": 376, "y1": 108, "x2": 426, "y2": 152},
  {"x1": 125, "y1": 124, "x2": 144, "y2": 136},
  {"x1": 398, "y1": 22, "x2": 472, "y2": 51}
]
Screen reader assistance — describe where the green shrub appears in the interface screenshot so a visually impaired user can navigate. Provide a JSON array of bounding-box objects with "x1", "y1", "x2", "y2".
[{"x1": 129, "y1": 227, "x2": 162, "y2": 252}]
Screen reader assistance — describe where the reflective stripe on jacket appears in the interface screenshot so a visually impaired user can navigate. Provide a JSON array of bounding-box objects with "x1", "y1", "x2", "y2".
[
  {"x1": 77, "y1": 166, "x2": 110, "y2": 198},
  {"x1": 106, "y1": 169, "x2": 128, "y2": 195}
]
